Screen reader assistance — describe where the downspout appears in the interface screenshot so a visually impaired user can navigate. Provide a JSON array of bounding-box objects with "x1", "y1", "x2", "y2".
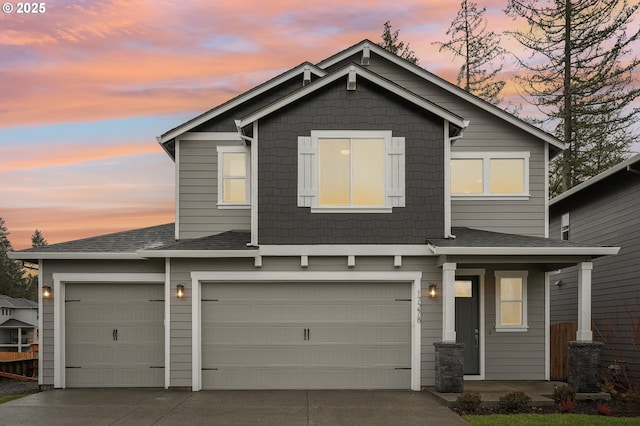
[
  {"x1": 235, "y1": 120, "x2": 258, "y2": 248},
  {"x1": 234, "y1": 120, "x2": 253, "y2": 146}
]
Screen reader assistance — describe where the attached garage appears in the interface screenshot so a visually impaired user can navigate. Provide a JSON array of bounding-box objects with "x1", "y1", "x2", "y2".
[
  {"x1": 200, "y1": 281, "x2": 411, "y2": 389},
  {"x1": 64, "y1": 283, "x2": 164, "y2": 387}
]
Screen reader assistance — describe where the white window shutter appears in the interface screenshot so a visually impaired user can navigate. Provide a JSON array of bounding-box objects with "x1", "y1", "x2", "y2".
[
  {"x1": 298, "y1": 136, "x2": 317, "y2": 207},
  {"x1": 386, "y1": 137, "x2": 405, "y2": 207}
]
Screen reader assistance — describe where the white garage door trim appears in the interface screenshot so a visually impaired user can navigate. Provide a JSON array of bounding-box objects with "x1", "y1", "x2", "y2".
[
  {"x1": 190, "y1": 271, "x2": 422, "y2": 391},
  {"x1": 52, "y1": 273, "x2": 167, "y2": 389}
]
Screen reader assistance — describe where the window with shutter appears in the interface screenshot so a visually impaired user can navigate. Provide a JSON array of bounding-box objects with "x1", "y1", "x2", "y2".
[{"x1": 298, "y1": 130, "x2": 405, "y2": 213}]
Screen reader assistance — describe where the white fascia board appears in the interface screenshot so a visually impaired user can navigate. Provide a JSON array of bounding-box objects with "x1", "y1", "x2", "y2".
[
  {"x1": 178, "y1": 132, "x2": 241, "y2": 141},
  {"x1": 550, "y1": 153, "x2": 640, "y2": 205},
  {"x1": 8, "y1": 252, "x2": 143, "y2": 260},
  {"x1": 137, "y1": 249, "x2": 257, "y2": 258},
  {"x1": 318, "y1": 41, "x2": 564, "y2": 151},
  {"x1": 258, "y1": 245, "x2": 434, "y2": 256},
  {"x1": 431, "y1": 246, "x2": 620, "y2": 256},
  {"x1": 158, "y1": 64, "x2": 326, "y2": 144},
  {"x1": 238, "y1": 65, "x2": 467, "y2": 130}
]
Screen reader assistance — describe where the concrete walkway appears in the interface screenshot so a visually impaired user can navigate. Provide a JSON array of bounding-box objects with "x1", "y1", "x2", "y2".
[{"x1": 0, "y1": 389, "x2": 469, "y2": 425}]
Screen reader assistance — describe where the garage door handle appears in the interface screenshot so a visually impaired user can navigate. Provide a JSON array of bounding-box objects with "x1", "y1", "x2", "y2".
[{"x1": 113, "y1": 329, "x2": 118, "y2": 341}]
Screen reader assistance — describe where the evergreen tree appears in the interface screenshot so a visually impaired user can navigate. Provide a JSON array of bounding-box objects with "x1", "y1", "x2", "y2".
[
  {"x1": 31, "y1": 229, "x2": 47, "y2": 248},
  {"x1": 0, "y1": 217, "x2": 27, "y2": 298},
  {"x1": 378, "y1": 21, "x2": 419, "y2": 64},
  {"x1": 434, "y1": 0, "x2": 506, "y2": 104},
  {"x1": 506, "y1": 0, "x2": 640, "y2": 195}
]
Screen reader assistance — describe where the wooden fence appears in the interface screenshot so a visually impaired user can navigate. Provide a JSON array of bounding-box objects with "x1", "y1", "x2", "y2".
[{"x1": 550, "y1": 322, "x2": 578, "y2": 381}]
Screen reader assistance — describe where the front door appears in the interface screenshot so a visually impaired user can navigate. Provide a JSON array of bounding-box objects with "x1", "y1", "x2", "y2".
[{"x1": 455, "y1": 276, "x2": 479, "y2": 375}]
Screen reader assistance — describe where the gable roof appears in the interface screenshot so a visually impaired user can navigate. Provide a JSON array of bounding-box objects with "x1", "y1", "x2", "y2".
[
  {"x1": 157, "y1": 62, "x2": 326, "y2": 154},
  {"x1": 550, "y1": 153, "x2": 640, "y2": 206},
  {"x1": 318, "y1": 40, "x2": 566, "y2": 153},
  {"x1": 238, "y1": 63, "x2": 468, "y2": 132},
  {"x1": 0, "y1": 318, "x2": 36, "y2": 328}
]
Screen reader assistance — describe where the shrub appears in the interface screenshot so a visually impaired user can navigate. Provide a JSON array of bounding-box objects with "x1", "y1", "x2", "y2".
[
  {"x1": 597, "y1": 401, "x2": 613, "y2": 416},
  {"x1": 497, "y1": 391, "x2": 531, "y2": 413},
  {"x1": 456, "y1": 391, "x2": 482, "y2": 413},
  {"x1": 552, "y1": 385, "x2": 576, "y2": 405},
  {"x1": 559, "y1": 398, "x2": 576, "y2": 413}
]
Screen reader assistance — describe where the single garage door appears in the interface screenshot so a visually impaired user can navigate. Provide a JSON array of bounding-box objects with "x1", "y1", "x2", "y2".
[
  {"x1": 201, "y1": 281, "x2": 411, "y2": 389},
  {"x1": 65, "y1": 283, "x2": 164, "y2": 387}
]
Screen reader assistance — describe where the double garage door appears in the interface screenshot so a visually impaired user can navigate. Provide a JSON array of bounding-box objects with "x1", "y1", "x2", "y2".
[
  {"x1": 201, "y1": 281, "x2": 411, "y2": 389},
  {"x1": 65, "y1": 283, "x2": 164, "y2": 387}
]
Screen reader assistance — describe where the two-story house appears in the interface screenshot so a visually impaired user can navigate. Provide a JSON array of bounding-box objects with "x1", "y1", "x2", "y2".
[
  {"x1": 11, "y1": 40, "x2": 618, "y2": 392},
  {"x1": 550, "y1": 154, "x2": 640, "y2": 383},
  {"x1": 0, "y1": 294, "x2": 38, "y2": 352}
]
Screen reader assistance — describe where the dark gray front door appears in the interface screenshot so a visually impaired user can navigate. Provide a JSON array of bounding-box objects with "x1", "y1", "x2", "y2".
[{"x1": 455, "y1": 276, "x2": 479, "y2": 375}]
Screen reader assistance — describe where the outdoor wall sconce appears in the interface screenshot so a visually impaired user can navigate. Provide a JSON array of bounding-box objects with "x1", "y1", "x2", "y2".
[
  {"x1": 176, "y1": 284, "x2": 185, "y2": 299},
  {"x1": 42, "y1": 285, "x2": 52, "y2": 300},
  {"x1": 428, "y1": 284, "x2": 437, "y2": 300}
]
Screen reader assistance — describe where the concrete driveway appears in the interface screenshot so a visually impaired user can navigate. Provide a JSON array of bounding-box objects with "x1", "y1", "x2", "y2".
[{"x1": 0, "y1": 389, "x2": 469, "y2": 425}]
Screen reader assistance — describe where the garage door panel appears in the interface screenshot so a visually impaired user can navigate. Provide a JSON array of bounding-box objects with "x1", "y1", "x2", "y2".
[
  {"x1": 203, "y1": 345, "x2": 308, "y2": 366},
  {"x1": 65, "y1": 283, "x2": 164, "y2": 387},
  {"x1": 202, "y1": 281, "x2": 411, "y2": 389},
  {"x1": 203, "y1": 324, "x2": 303, "y2": 344}
]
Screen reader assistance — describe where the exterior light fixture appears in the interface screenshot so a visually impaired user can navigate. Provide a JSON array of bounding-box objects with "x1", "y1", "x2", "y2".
[
  {"x1": 42, "y1": 286, "x2": 52, "y2": 300},
  {"x1": 428, "y1": 284, "x2": 437, "y2": 300},
  {"x1": 176, "y1": 284, "x2": 185, "y2": 299}
]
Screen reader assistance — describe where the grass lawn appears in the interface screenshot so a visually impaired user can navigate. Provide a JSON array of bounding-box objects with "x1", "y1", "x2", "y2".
[
  {"x1": 465, "y1": 413, "x2": 640, "y2": 425},
  {"x1": 0, "y1": 394, "x2": 29, "y2": 404}
]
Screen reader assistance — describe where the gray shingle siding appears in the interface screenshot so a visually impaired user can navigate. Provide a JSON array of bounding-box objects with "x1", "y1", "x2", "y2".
[
  {"x1": 550, "y1": 169, "x2": 640, "y2": 380},
  {"x1": 257, "y1": 78, "x2": 445, "y2": 244}
]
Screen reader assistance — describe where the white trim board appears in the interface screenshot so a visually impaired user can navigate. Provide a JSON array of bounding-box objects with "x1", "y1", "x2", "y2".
[
  {"x1": 189, "y1": 270, "x2": 423, "y2": 391},
  {"x1": 52, "y1": 273, "x2": 166, "y2": 389}
]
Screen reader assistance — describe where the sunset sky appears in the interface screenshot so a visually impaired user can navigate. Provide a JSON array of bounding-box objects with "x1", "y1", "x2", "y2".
[{"x1": 1, "y1": 0, "x2": 638, "y2": 250}]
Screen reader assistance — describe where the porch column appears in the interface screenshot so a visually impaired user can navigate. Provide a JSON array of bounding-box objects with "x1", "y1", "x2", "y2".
[
  {"x1": 17, "y1": 327, "x2": 22, "y2": 352},
  {"x1": 442, "y1": 262, "x2": 457, "y2": 342},
  {"x1": 576, "y1": 262, "x2": 593, "y2": 341}
]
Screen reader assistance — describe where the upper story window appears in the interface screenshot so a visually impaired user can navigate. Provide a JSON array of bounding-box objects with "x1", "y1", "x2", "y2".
[
  {"x1": 216, "y1": 145, "x2": 250, "y2": 208},
  {"x1": 298, "y1": 130, "x2": 405, "y2": 213},
  {"x1": 451, "y1": 152, "x2": 530, "y2": 199},
  {"x1": 1, "y1": 308, "x2": 13, "y2": 316},
  {"x1": 561, "y1": 213, "x2": 570, "y2": 240},
  {"x1": 495, "y1": 271, "x2": 528, "y2": 332}
]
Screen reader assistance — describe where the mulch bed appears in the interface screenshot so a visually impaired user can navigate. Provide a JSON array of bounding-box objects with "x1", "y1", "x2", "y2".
[
  {"x1": 0, "y1": 378, "x2": 40, "y2": 397},
  {"x1": 454, "y1": 398, "x2": 640, "y2": 417}
]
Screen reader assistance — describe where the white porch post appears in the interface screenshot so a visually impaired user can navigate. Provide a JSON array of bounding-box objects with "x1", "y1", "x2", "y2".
[
  {"x1": 442, "y1": 262, "x2": 457, "y2": 342},
  {"x1": 17, "y1": 327, "x2": 23, "y2": 352},
  {"x1": 576, "y1": 261, "x2": 593, "y2": 342}
]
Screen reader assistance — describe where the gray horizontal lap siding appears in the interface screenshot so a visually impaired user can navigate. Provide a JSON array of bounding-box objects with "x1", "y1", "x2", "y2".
[
  {"x1": 178, "y1": 139, "x2": 250, "y2": 239},
  {"x1": 550, "y1": 172, "x2": 640, "y2": 379},
  {"x1": 258, "y1": 79, "x2": 444, "y2": 244},
  {"x1": 360, "y1": 54, "x2": 547, "y2": 237}
]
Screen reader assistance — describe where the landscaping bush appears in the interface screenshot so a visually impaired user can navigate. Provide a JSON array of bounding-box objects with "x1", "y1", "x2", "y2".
[
  {"x1": 597, "y1": 401, "x2": 613, "y2": 416},
  {"x1": 456, "y1": 391, "x2": 482, "y2": 413},
  {"x1": 552, "y1": 385, "x2": 576, "y2": 405},
  {"x1": 497, "y1": 391, "x2": 531, "y2": 413}
]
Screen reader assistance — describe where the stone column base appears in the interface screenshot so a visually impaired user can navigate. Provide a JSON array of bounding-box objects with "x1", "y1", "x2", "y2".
[
  {"x1": 434, "y1": 342, "x2": 464, "y2": 393},
  {"x1": 567, "y1": 341, "x2": 604, "y2": 393}
]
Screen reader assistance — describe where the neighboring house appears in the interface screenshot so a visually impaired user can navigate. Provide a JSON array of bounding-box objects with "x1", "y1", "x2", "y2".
[
  {"x1": 550, "y1": 154, "x2": 640, "y2": 382},
  {"x1": 0, "y1": 294, "x2": 38, "y2": 352},
  {"x1": 10, "y1": 40, "x2": 618, "y2": 391}
]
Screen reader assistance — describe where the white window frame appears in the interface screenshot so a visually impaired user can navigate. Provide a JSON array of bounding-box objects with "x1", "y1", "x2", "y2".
[
  {"x1": 298, "y1": 130, "x2": 405, "y2": 213},
  {"x1": 561, "y1": 212, "x2": 570, "y2": 240},
  {"x1": 495, "y1": 270, "x2": 528, "y2": 332},
  {"x1": 451, "y1": 152, "x2": 530, "y2": 200},
  {"x1": 216, "y1": 145, "x2": 251, "y2": 209}
]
